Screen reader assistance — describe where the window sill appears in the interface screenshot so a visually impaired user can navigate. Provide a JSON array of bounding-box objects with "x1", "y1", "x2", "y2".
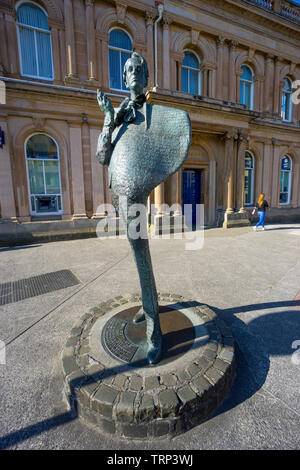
[{"x1": 20, "y1": 74, "x2": 54, "y2": 83}]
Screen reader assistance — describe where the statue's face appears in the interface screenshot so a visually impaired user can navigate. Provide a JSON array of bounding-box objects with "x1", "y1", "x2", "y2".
[{"x1": 124, "y1": 59, "x2": 144, "y2": 94}]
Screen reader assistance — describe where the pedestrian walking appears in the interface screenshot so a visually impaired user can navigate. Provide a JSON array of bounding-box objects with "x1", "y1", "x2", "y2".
[{"x1": 252, "y1": 193, "x2": 270, "y2": 231}]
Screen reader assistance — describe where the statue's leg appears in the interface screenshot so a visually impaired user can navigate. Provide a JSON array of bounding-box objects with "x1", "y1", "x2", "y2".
[
  {"x1": 114, "y1": 192, "x2": 163, "y2": 365},
  {"x1": 128, "y1": 235, "x2": 163, "y2": 365}
]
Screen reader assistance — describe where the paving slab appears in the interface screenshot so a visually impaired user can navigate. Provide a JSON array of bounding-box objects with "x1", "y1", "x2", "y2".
[{"x1": 0, "y1": 224, "x2": 300, "y2": 449}]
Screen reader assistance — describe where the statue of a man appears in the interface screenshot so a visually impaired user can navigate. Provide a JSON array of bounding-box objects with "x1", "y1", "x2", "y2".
[{"x1": 96, "y1": 52, "x2": 191, "y2": 365}]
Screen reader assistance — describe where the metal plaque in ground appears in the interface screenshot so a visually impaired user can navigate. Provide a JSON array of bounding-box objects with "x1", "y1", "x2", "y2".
[{"x1": 62, "y1": 293, "x2": 235, "y2": 439}]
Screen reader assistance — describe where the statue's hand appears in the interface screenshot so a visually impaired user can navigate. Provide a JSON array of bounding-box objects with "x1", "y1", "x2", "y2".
[{"x1": 97, "y1": 89, "x2": 114, "y2": 117}]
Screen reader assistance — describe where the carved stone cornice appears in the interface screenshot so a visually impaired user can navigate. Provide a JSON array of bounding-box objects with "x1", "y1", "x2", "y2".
[
  {"x1": 216, "y1": 35, "x2": 226, "y2": 48},
  {"x1": 48, "y1": 18, "x2": 65, "y2": 30},
  {"x1": 0, "y1": 2, "x2": 14, "y2": 16},
  {"x1": 265, "y1": 53, "x2": 274, "y2": 62},
  {"x1": 248, "y1": 47, "x2": 255, "y2": 61},
  {"x1": 203, "y1": 61, "x2": 217, "y2": 71},
  {"x1": 32, "y1": 116, "x2": 46, "y2": 131},
  {"x1": 145, "y1": 10, "x2": 156, "y2": 27},
  {"x1": 289, "y1": 62, "x2": 296, "y2": 75},
  {"x1": 163, "y1": 14, "x2": 173, "y2": 27},
  {"x1": 229, "y1": 39, "x2": 238, "y2": 49},
  {"x1": 115, "y1": 2, "x2": 127, "y2": 24},
  {"x1": 274, "y1": 56, "x2": 283, "y2": 65},
  {"x1": 170, "y1": 51, "x2": 185, "y2": 62},
  {"x1": 95, "y1": 31, "x2": 109, "y2": 42},
  {"x1": 191, "y1": 29, "x2": 200, "y2": 46},
  {"x1": 221, "y1": 130, "x2": 235, "y2": 141}
]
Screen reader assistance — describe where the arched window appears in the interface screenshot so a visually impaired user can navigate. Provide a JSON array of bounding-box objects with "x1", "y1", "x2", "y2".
[
  {"x1": 280, "y1": 155, "x2": 292, "y2": 205},
  {"x1": 240, "y1": 65, "x2": 253, "y2": 109},
  {"x1": 181, "y1": 51, "x2": 201, "y2": 95},
  {"x1": 25, "y1": 134, "x2": 63, "y2": 214},
  {"x1": 281, "y1": 78, "x2": 293, "y2": 122},
  {"x1": 244, "y1": 151, "x2": 255, "y2": 205},
  {"x1": 16, "y1": 1, "x2": 54, "y2": 80},
  {"x1": 108, "y1": 29, "x2": 132, "y2": 91}
]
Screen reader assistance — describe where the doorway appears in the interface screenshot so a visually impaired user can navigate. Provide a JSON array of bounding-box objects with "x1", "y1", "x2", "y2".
[{"x1": 182, "y1": 168, "x2": 202, "y2": 228}]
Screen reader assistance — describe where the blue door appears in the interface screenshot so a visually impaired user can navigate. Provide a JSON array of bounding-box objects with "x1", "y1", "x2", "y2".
[{"x1": 182, "y1": 169, "x2": 201, "y2": 228}]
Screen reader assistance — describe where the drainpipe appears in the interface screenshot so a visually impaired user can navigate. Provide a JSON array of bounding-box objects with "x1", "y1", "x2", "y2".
[{"x1": 154, "y1": 3, "x2": 164, "y2": 88}]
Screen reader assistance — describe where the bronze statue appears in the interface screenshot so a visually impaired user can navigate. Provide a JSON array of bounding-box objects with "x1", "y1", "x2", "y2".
[{"x1": 96, "y1": 52, "x2": 191, "y2": 365}]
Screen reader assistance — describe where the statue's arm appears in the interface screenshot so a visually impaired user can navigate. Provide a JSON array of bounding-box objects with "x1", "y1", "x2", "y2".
[{"x1": 96, "y1": 90, "x2": 115, "y2": 166}]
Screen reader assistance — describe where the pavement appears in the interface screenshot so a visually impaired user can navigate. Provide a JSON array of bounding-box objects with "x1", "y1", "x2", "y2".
[{"x1": 0, "y1": 223, "x2": 300, "y2": 450}]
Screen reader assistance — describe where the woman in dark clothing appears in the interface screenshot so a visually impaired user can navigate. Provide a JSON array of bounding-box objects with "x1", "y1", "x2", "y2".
[{"x1": 252, "y1": 193, "x2": 270, "y2": 231}]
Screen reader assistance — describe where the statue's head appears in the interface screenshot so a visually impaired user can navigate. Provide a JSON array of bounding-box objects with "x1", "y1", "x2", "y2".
[{"x1": 123, "y1": 52, "x2": 149, "y2": 94}]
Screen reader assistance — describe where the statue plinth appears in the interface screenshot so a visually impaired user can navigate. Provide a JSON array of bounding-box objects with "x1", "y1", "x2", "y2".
[{"x1": 62, "y1": 294, "x2": 235, "y2": 440}]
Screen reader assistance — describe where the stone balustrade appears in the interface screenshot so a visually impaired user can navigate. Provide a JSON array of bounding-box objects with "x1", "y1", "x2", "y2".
[
  {"x1": 280, "y1": 0, "x2": 300, "y2": 21},
  {"x1": 242, "y1": 0, "x2": 300, "y2": 22}
]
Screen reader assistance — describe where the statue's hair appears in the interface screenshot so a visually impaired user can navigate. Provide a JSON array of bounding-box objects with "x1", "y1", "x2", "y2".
[{"x1": 123, "y1": 52, "x2": 149, "y2": 88}]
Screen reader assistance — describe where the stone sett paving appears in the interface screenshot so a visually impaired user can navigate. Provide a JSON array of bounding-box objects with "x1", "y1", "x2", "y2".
[{"x1": 62, "y1": 293, "x2": 235, "y2": 440}]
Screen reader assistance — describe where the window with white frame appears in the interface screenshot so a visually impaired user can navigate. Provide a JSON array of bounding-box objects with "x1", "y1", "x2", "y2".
[
  {"x1": 281, "y1": 77, "x2": 293, "y2": 122},
  {"x1": 244, "y1": 151, "x2": 255, "y2": 205},
  {"x1": 181, "y1": 51, "x2": 201, "y2": 95},
  {"x1": 16, "y1": 1, "x2": 54, "y2": 80},
  {"x1": 240, "y1": 65, "x2": 254, "y2": 109},
  {"x1": 108, "y1": 29, "x2": 132, "y2": 91},
  {"x1": 25, "y1": 134, "x2": 63, "y2": 215},
  {"x1": 280, "y1": 155, "x2": 292, "y2": 205}
]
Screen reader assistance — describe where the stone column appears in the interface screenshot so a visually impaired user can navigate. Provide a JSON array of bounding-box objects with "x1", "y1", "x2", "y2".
[
  {"x1": 223, "y1": 132, "x2": 235, "y2": 213},
  {"x1": 50, "y1": 25, "x2": 61, "y2": 82},
  {"x1": 210, "y1": 67, "x2": 217, "y2": 98},
  {"x1": 271, "y1": 142, "x2": 281, "y2": 207},
  {"x1": 96, "y1": 38, "x2": 103, "y2": 87},
  {"x1": 146, "y1": 12, "x2": 155, "y2": 88},
  {"x1": 170, "y1": 171, "x2": 181, "y2": 214},
  {"x1": 0, "y1": 13, "x2": 9, "y2": 73},
  {"x1": 90, "y1": 127, "x2": 106, "y2": 217},
  {"x1": 177, "y1": 59, "x2": 182, "y2": 91},
  {"x1": 228, "y1": 40, "x2": 238, "y2": 102},
  {"x1": 101, "y1": 36, "x2": 109, "y2": 89},
  {"x1": 255, "y1": 75, "x2": 265, "y2": 112},
  {"x1": 273, "y1": 56, "x2": 282, "y2": 116},
  {"x1": 202, "y1": 67, "x2": 208, "y2": 96},
  {"x1": 273, "y1": 0, "x2": 281, "y2": 12},
  {"x1": 236, "y1": 134, "x2": 249, "y2": 212},
  {"x1": 86, "y1": 0, "x2": 96, "y2": 81},
  {"x1": 279, "y1": 79, "x2": 286, "y2": 120},
  {"x1": 69, "y1": 125, "x2": 87, "y2": 218},
  {"x1": 171, "y1": 52, "x2": 184, "y2": 91},
  {"x1": 292, "y1": 163, "x2": 299, "y2": 207},
  {"x1": 264, "y1": 54, "x2": 273, "y2": 114},
  {"x1": 5, "y1": 14, "x2": 19, "y2": 75},
  {"x1": 291, "y1": 162, "x2": 300, "y2": 207},
  {"x1": 208, "y1": 160, "x2": 216, "y2": 225},
  {"x1": 236, "y1": 70, "x2": 242, "y2": 104},
  {"x1": 262, "y1": 141, "x2": 273, "y2": 204},
  {"x1": 216, "y1": 36, "x2": 225, "y2": 99},
  {"x1": 59, "y1": 29, "x2": 67, "y2": 79},
  {"x1": 64, "y1": 0, "x2": 77, "y2": 78},
  {"x1": 0, "y1": 118, "x2": 17, "y2": 220},
  {"x1": 162, "y1": 15, "x2": 171, "y2": 89},
  {"x1": 154, "y1": 183, "x2": 165, "y2": 214}
]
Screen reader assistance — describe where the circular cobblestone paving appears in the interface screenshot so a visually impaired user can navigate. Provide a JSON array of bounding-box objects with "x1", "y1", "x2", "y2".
[{"x1": 62, "y1": 293, "x2": 235, "y2": 439}]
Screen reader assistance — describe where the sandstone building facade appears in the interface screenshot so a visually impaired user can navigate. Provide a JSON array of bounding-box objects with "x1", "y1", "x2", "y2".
[{"x1": 0, "y1": 0, "x2": 300, "y2": 240}]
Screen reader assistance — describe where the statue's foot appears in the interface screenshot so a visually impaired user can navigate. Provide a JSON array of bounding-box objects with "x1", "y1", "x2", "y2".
[
  {"x1": 147, "y1": 340, "x2": 163, "y2": 366},
  {"x1": 133, "y1": 307, "x2": 146, "y2": 324}
]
